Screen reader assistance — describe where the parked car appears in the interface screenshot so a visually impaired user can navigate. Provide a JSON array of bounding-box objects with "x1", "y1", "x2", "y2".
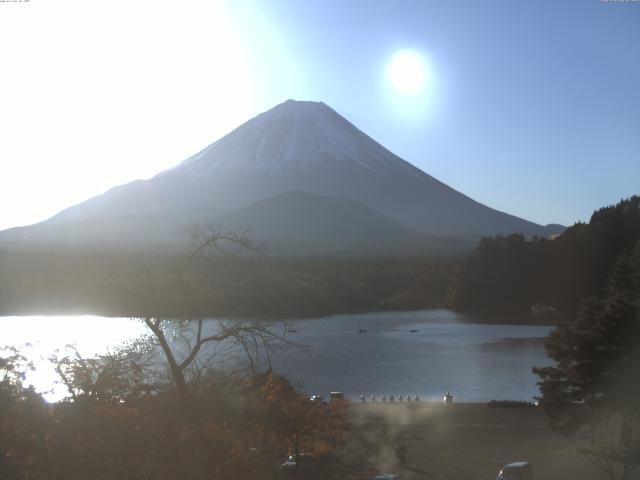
[
  {"x1": 496, "y1": 461, "x2": 534, "y2": 480},
  {"x1": 330, "y1": 391, "x2": 345, "y2": 402},
  {"x1": 372, "y1": 474, "x2": 400, "y2": 480},
  {"x1": 309, "y1": 394, "x2": 326, "y2": 404},
  {"x1": 281, "y1": 453, "x2": 316, "y2": 473}
]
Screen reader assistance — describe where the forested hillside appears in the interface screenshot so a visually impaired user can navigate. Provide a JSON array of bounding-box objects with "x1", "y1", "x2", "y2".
[
  {"x1": 450, "y1": 196, "x2": 640, "y2": 318},
  {"x1": 0, "y1": 251, "x2": 454, "y2": 319}
]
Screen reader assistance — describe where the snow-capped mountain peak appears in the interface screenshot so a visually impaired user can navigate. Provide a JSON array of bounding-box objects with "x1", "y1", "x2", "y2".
[
  {"x1": 0, "y1": 99, "x2": 561, "y2": 249},
  {"x1": 176, "y1": 99, "x2": 409, "y2": 177}
]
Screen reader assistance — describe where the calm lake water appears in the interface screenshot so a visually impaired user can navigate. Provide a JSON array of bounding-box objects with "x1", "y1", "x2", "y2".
[{"x1": 0, "y1": 309, "x2": 553, "y2": 402}]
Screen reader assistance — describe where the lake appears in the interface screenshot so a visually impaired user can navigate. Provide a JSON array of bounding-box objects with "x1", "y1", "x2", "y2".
[{"x1": 0, "y1": 309, "x2": 553, "y2": 402}]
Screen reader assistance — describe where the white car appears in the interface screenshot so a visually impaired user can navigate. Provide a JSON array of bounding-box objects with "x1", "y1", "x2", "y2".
[
  {"x1": 496, "y1": 461, "x2": 534, "y2": 480},
  {"x1": 372, "y1": 474, "x2": 400, "y2": 480}
]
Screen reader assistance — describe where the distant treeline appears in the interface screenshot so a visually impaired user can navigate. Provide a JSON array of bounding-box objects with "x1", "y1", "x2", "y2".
[
  {"x1": 4, "y1": 196, "x2": 637, "y2": 322},
  {"x1": 449, "y1": 195, "x2": 640, "y2": 318},
  {"x1": 0, "y1": 251, "x2": 456, "y2": 319}
]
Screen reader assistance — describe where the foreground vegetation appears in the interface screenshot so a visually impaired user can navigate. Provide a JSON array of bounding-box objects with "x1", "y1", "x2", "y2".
[
  {"x1": 533, "y1": 239, "x2": 640, "y2": 480},
  {"x1": 0, "y1": 310, "x2": 361, "y2": 480}
]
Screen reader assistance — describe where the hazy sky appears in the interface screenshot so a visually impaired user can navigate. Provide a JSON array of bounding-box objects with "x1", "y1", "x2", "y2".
[{"x1": 1, "y1": 0, "x2": 638, "y2": 231}]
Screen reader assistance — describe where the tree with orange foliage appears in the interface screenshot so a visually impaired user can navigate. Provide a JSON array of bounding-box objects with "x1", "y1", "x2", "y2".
[{"x1": 250, "y1": 371, "x2": 348, "y2": 476}]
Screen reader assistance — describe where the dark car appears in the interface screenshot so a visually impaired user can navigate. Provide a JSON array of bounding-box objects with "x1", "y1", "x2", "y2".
[
  {"x1": 330, "y1": 391, "x2": 346, "y2": 402},
  {"x1": 281, "y1": 453, "x2": 316, "y2": 473}
]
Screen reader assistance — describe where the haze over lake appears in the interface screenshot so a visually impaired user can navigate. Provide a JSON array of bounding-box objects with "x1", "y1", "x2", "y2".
[{"x1": 1, "y1": 309, "x2": 551, "y2": 402}]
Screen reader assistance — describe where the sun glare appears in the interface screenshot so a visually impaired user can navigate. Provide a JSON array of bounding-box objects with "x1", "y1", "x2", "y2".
[
  {"x1": 2, "y1": 316, "x2": 149, "y2": 402},
  {"x1": 387, "y1": 50, "x2": 429, "y2": 95},
  {"x1": 0, "y1": 0, "x2": 255, "y2": 231}
]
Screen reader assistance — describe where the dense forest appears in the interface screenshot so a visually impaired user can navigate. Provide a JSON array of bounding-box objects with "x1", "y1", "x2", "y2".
[
  {"x1": 0, "y1": 251, "x2": 455, "y2": 319},
  {"x1": 3, "y1": 196, "x2": 638, "y2": 323},
  {"x1": 450, "y1": 196, "x2": 640, "y2": 319}
]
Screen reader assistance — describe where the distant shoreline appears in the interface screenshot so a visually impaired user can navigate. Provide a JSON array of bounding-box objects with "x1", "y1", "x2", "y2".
[{"x1": 0, "y1": 306, "x2": 552, "y2": 326}]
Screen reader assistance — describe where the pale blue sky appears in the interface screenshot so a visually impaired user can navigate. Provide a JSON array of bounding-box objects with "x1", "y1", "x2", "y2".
[
  {"x1": 0, "y1": 0, "x2": 638, "y2": 230},
  {"x1": 233, "y1": 0, "x2": 640, "y2": 227}
]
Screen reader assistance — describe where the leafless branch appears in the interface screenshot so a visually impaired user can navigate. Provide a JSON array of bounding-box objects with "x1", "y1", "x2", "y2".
[{"x1": 187, "y1": 224, "x2": 265, "y2": 268}]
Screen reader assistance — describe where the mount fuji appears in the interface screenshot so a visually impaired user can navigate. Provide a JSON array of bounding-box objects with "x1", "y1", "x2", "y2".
[{"x1": 0, "y1": 100, "x2": 563, "y2": 253}]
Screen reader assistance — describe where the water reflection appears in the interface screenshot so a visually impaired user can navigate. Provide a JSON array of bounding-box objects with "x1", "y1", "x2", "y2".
[
  {"x1": 0, "y1": 310, "x2": 553, "y2": 403},
  {"x1": 1, "y1": 316, "x2": 149, "y2": 402}
]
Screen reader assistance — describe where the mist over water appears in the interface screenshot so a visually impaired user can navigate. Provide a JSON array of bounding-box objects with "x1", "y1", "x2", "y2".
[{"x1": 1, "y1": 309, "x2": 551, "y2": 402}]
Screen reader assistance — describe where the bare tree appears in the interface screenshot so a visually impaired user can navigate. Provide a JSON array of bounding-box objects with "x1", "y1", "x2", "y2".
[
  {"x1": 141, "y1": 224, "x2": 290, "y2": 404},
  {"x1": 576, "y1": 409, "x2": 640, "y2": 480},
  {"x1": 142, "y1": 317, "x2": 290, "y2": 403},
  {"x1": 186, "y1": 224, "x2": 265, "y2": 267}
]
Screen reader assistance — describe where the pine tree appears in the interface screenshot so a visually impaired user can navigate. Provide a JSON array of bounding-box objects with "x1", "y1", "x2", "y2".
[{"x1": 533, "y1": 241, "x2": 640, "y2": 480}]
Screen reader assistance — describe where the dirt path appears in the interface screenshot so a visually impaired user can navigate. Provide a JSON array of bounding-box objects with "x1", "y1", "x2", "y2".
[{"x1": 348, "y1": 403, "x2": 637, "y2": 480}]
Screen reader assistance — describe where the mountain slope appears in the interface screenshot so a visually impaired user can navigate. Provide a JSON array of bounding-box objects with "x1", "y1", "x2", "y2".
[
  {"x1": 0, "y1": 100, "x2": 561, "y2": 251},
  {"x1": 217, "y1": 190, "x2": 477, "y2": 255},
  {"x1": 218, "y1": 190, "x2": 420, "y2": 243},
  {"x1": 166, "y1": 99, "x2": 557, "y2": 236}
]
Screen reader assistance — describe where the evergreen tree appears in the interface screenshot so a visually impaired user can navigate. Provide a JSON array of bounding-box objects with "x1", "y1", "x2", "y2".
[
  {"x1": 533, "y1": 241, "x2": 640, "y2": 480},
  {"x1": 452, "y1": 195, "x2": 640, "y2": 317}
]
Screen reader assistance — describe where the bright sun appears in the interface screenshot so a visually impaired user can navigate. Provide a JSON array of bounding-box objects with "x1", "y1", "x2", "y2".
[{"x1": 387, "y1": 50, "x2": 429, "y2": 95}]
